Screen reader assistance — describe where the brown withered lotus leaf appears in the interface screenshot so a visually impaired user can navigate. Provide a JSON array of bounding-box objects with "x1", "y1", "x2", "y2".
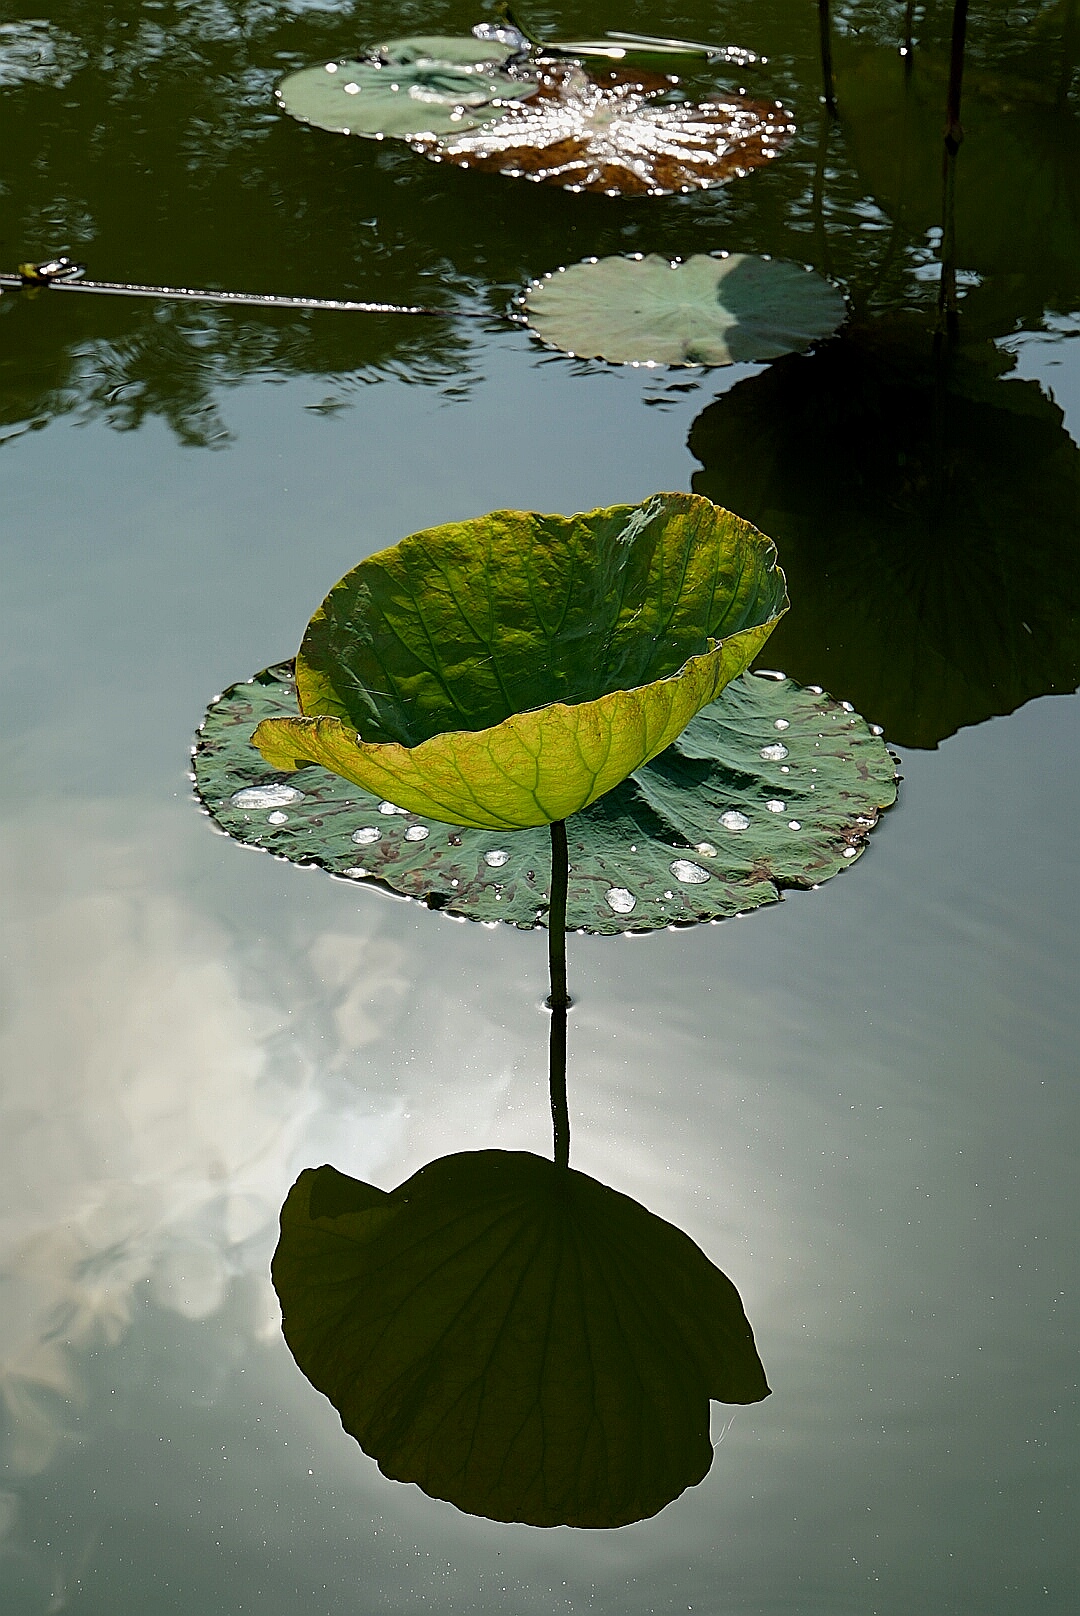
[{"x1": 413, "y1": 65, "x2": 795, "y2": 197}]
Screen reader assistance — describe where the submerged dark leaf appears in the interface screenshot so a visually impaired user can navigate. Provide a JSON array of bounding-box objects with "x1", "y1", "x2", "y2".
[
  {"x1": 193, "y1": 663, "x2": 896, "y2": 933},
  {"x1": 415, "y1": 65, "x2": 795, "y2": 197},
  {"x1": 273, "y1": 1152, "x2": 769, "y2": 1527}
]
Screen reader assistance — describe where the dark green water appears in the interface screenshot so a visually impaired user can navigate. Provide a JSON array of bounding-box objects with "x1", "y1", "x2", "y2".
[{"x1": 1, "y1": 2, "x2": 1077, "y2": 1611}]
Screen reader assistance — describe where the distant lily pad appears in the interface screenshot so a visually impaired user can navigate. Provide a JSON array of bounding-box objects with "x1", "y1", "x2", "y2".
[
  {"x1": 193, "y1": 663, "x2": 896, "y2": 935},
  {"x1": 415, "y1": 64, "x2": 794, "y2": 197},
  {"x1": 277, "y1": 36, "x2": 538, "y2": 141},
  {"x1": 521, "y1": 253, "x2": 847, "y2": 366},
  {"x1": 274, "y1": 1151, "x2": 769, "y2": 1527}
]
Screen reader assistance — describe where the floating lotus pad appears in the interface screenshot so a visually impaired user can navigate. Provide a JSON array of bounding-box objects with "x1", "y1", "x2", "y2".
[
  {"x1": 251, "y1": 495, "x2": 787, "y2": 830},
  {"x1": 273, "y1": 1151, "x2": 769, "y2": 1528},
  {"x1": 193, "y1": 663, "x2": 897, "y2": 934},
  {"x1": 415, "y1": 65, "x2": 794, "y2": 197},
  {"x1": 522, "y1": 253, "x2": 847, "y2": 366},
  {"x1": 277, "y1": 36, "x2": 538, "y2": 141}
]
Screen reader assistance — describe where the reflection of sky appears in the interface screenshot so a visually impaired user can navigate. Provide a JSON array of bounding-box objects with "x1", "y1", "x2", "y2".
[
  {"x1": 1001, "y1": 317, "x2": 1080, "y2": 447},
  {"x1": 2, "y1": 343, "x2": 1077, "y2": 1611},
  {"x1": 0, "y1": 800, "x2": 405, "y2": 1474}
]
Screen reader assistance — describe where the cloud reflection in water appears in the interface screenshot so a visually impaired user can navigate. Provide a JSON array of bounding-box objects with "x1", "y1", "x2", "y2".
[{"x1": 0, "y1": 800, "x2": 418, "y2": 1475}]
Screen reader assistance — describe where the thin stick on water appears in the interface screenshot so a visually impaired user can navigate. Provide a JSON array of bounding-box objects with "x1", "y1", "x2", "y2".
[
  {"x1": 547, "y1": 820, "x2": 571, "y2": 1170},
  {"x1": 0, "y1": 264, "x2": 459, "y2": 318}
]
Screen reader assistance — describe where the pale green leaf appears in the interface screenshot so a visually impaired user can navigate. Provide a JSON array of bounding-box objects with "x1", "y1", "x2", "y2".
[
  {"x1": 277, "y1": 37, "x2": 537, "y2": 141},
  {"x1": 523, "y1": 254, "x2": 847, "y2": 367}
]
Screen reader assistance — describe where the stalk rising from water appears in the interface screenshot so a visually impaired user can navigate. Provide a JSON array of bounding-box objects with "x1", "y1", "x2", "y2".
[{"x1": 548, "y1": 820, "x2": 570, "y2": 1170}]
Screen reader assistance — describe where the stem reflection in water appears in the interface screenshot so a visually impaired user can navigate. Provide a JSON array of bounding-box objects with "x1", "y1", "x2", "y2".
[{"x1": 548, "y1": 818, "x2": 571, "y2": 1170}]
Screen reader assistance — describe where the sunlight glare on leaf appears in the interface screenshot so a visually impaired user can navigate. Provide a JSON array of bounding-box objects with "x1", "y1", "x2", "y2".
[{"x1": 413, "y1": 64, "x2": 795, "y2": 196}]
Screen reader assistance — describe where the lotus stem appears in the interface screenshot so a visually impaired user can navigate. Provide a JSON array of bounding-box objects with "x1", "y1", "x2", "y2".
[
  {"x1": 936, "y1": 0, "x2": 968, "y2": 341},
  {"x1": 818, "y1": 0, "x2": 838, "y2": 115},
  {"x1": 903, "y1": 0, "x2": 916, "y2": 69},
  {"x1": 1059, "y1": 0, "x2": 1078, "y2": 109},
  {"x1": 548, "y1": 819, "x2": 571, "y2": 1170},
  {"x1": 811, "y1": 108, "x2": 835, "y2": 282}
]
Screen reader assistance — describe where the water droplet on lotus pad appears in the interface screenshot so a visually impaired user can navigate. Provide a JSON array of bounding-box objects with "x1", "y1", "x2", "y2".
[
  {"x1": 670, "y1": 860, "x2": 712, "y2": 885},
  {"x1": 231, "y1": 784, "x2": 305, "y2": 809}
]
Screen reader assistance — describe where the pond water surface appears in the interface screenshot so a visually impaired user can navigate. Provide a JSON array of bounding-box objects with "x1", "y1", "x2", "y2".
[{"x1": 1, "y1": 2, "x2": 1077, "y2": 1612}]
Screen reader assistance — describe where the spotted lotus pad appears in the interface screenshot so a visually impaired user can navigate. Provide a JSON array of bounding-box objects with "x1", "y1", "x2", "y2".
[
  {"x1": 194, "y1": 665, "x2": 896, "y2": 934},
  {"x1": 413, "y1": 65, "x2": 795, "y2": 198}
]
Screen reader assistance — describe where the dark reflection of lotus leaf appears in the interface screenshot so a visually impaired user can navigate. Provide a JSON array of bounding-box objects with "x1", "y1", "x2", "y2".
[
  {"x1": 273, "y1": 1151, "x2": 769, "y2": 1528},
  {"x1": 689, "y1": 321, "x2": 1080, "y2": 748}
]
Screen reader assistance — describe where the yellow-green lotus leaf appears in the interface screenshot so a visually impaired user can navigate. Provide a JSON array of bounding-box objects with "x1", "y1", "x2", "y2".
[{"x1": 253, "y1": 493, "x2": 787, "y2": 830}]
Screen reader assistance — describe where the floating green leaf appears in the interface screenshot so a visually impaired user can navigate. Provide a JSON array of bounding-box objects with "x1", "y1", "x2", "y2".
[
  {"x1": 416, "y1": 66, "x2": 794, "y2": 197},
  {"x1": 273, "y1": 1151, "x2": 769, "y2": 1527},
  {"x1": 521, "y1": 253, "x2": 847, "y2": 366},
  {"x1": 277, "y1": 37, "x2": 537, "y2": 141},
  {"x1": 251, "y1": 495, "x2": 787, "y2": 830},
  {"x1": 193, "y1": 663, "x2": 896, "y2": 934}
]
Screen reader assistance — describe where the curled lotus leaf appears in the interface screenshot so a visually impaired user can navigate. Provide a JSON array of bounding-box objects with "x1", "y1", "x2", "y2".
[
  {"x1": 250, "y1": 494, "x2": 787, "y2": 830},
  {"x1": 273, "y1": 1151, "x2": 770, "y2": 1528},
  {"x1": 277, "y1": 36, "x2": 538, "y2": 141},
  {"x1": 193, "y1": 664, "x2": 897, "y2": 934},
  {"x1": 521, "y1": 253, "x2": 847, "y2": 366},
  {"x1": 413, "y1": 64, "x2": 795, "y2": 197}
]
